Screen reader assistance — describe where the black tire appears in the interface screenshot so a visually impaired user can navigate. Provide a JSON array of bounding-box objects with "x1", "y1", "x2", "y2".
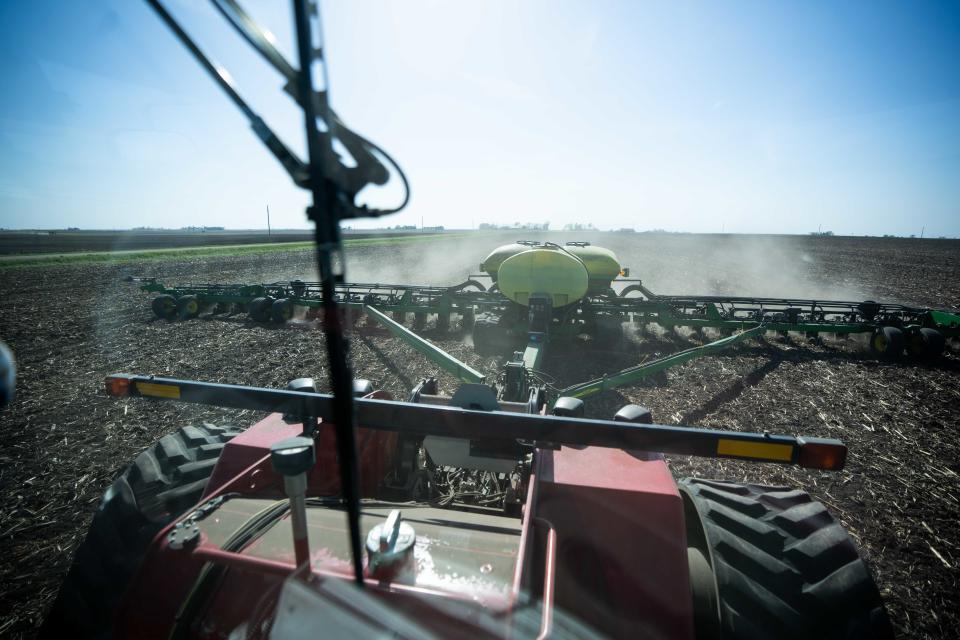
[
  {"x1": 473, "y1": 313, "x2": 507, "y2": 355},
  {"x1": 461, "y1": 308, "x2": 476, "y2": 331},
  {"x1": 679, "y1": 478, "x2": 893, "y2": 640},
  {"x1": 907, "y1": 327, "x2": 945, "y2": 360},
  {"x1": 413, "y1": 312, "x2": 427, "y2": 331},
  {"x1": 176, "y1": 295, "x2": 200, "y2": 320},
  {"x1": 151, "y1": 294, "x2": 176, "y2": 320},
  {"x1": 869, "y1": 326, "x2": 904, "y2": 359},
  {"x1": 40, "y1": 424, "x2": 242, "y2": 639},
  {"x1": 248, "y1": 296, "x2": 274, "y2": 322},
  {"x1": 271, "y1": 298, "x2": 295, "y2": 324},
  {"x1": 591, "y1": 316, "x2": 624, "y2": 348}
]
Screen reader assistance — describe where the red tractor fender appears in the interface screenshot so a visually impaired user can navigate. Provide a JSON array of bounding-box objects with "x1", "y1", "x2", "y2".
[{"x1": 531, "y1": 446, "x2": 694, "y2": 639}]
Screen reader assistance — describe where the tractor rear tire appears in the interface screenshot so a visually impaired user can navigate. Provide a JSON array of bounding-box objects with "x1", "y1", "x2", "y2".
[
  {"x1": 40, "y1": 424, "x2": 242, "y2": 639},
  {"x1": 151, "y1": 294, "x2": 176, "y2": 320},
  {"x1": 679, "y1": 478, "x2": 892, "y2": 640},
  {"x1": 870, "y1": 326, "x2": 904, "y2": 359}
]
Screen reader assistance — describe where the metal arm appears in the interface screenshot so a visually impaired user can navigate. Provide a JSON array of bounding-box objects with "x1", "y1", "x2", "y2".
[
  {"x1": 106, "y1": 374, "x2": 848, "y2": 471},
  {"x1": 211, "y1": 0, "x2": 394, "y2": 201},
  {"x1": 143, "y1": 0, "x2": 408, "y2": 215},
  {"x1": 144, "y1": 0, "x2": 309, "y2": 187}
]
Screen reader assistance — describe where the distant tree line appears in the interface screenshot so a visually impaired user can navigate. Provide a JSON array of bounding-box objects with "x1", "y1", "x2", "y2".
[
  {"x1": 383, "y1": 225, "x2": 445, "y2": 231},
  {"x1": 479, "y1": 222, "x2": 550, "y2": 230}
]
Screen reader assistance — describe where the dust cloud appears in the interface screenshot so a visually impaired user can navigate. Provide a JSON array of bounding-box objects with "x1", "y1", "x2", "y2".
[
  {"x1": 598, "y1": 233, "x2": 870, "y2": 301},
  {"x1": 308, "y1": 232, "x2": 874, "y2": 303},
  {"x1": 287, "y1": 235, "x2": 506, "y2": 287},
  {"x1": 344, "y1": 235, "x2": 492, "y2": 286}
]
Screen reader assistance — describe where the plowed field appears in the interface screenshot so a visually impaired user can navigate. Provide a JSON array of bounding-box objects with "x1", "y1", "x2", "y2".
[{"x1": 1, "y1": 233, "x2": 958, "y2": 638}]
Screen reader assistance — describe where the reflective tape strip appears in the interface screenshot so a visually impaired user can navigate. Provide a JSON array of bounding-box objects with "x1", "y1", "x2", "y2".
[
  {"x1": 717, "y1": 439, "x2": 793, "y2": 462},
  {"x1": 137, "y1": 382, "x2": 181, "y2": 399}
]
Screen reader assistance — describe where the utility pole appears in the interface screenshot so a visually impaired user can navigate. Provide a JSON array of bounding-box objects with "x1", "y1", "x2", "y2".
[
  {"x1": 266, "y1": 205, "x2": 272, "y2": 237},
  {"x1": 920, "y1": 225, "x2": 925, "y2": 239}
]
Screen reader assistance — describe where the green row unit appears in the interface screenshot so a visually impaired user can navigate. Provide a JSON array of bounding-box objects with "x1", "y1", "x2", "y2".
[
  {"x1": 141, "y1": 277, "x2": 960, "y2": 341},
  {"x1": 137, "y1": 276, "x2": 957, "y2": 406},
  {"x1": 142, "y1": 278, "x2": 503, "y2": 327}
]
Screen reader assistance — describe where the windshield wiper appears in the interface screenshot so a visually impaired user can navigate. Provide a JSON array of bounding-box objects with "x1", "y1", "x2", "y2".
[
  {"x1": 290, "y1": 0, "x2": 366, "y2": 587},
  {"x1": 143, "y1": 0, "x2": 411, "y2": 586}
]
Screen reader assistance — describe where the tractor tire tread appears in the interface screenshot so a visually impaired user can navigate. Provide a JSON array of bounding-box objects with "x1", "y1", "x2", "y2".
[
  {"x1": 40, "y1": 424, "x2": 241, "y2": 639},
  {"x1": 679, "y1": 478, "x2": 893, "y2": 640},
  {"x1": 173, "y1": 458, "x2": 220, "y2": 482}
]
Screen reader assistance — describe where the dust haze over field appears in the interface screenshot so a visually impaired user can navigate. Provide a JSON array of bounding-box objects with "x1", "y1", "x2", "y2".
[
  {"x1": 344, "y1": 235, "x2": 486, "y2": 286},
  {"x1": 114, "y1": 230, "x2": 956, "y2": 312},
  {"x1": 293, "y1": 232, "x2": 954, "y2": 309},
  {"x1": 302, "y1": 233, "x2": 862, "y2": 298},
  {"x1": 605, "y1": 233, "x2": 870, "y2": 301}
]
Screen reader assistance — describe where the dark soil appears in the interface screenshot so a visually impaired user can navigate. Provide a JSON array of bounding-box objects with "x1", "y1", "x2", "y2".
[{"x1": 0, "y1": 234, "x2": 958, "y2": 638}]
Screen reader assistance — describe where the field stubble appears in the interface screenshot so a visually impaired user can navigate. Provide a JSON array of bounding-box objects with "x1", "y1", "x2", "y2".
[{"x1": 0, "y1": 234, "x2": 958, "y2": 638}]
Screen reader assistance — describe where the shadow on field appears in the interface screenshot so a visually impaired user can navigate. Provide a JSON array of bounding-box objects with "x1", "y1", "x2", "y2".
[
  {"x1": 680, "y1": 342, "x2": 960, "y2": 424},
  {"x1": 681, "y1": 357, "x2": 784, "y2": 424},
  {"x1": 358, "y1": 333, "x2": 416, "y2": 391}
]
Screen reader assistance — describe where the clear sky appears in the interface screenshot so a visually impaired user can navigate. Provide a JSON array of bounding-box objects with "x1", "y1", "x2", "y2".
[{"x1": 1, "y1": 1, "x2": 958, "y2": 236}]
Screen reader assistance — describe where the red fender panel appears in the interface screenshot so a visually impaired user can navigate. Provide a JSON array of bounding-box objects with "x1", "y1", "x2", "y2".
[{"x1": 533, "y1": 446, "x2": 694, "y2": 640}]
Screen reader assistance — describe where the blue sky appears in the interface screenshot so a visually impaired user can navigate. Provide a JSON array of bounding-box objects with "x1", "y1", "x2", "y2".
[{"x1": 1, "y1": 1, "x2": 958, "y2": 235}]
